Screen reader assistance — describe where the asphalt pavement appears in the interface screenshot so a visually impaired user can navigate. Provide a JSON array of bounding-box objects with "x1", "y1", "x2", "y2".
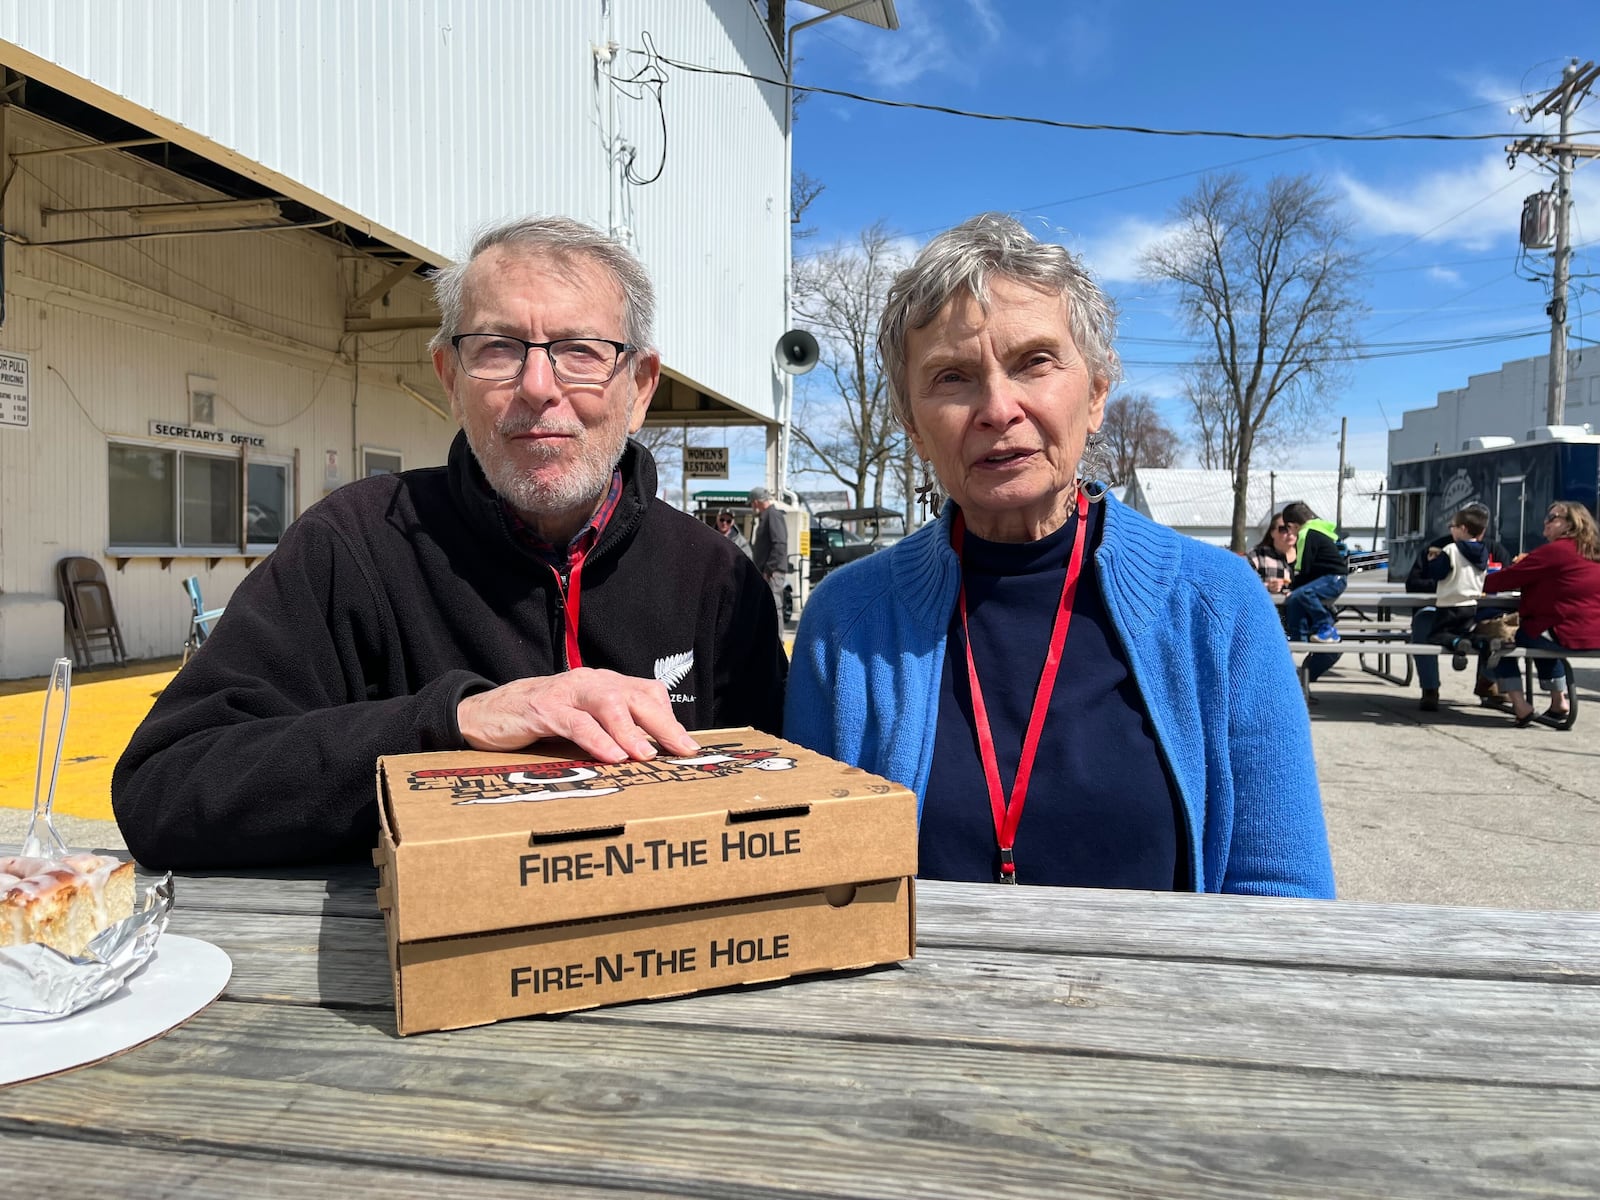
[{"x1": 3, "y1": 654, "x2": 1597, "y2": 912}]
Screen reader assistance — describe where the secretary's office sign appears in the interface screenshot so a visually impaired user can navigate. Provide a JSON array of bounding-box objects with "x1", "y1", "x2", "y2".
[{"x1": 149, "y1": 420, "x2": 266, "y2": 448}]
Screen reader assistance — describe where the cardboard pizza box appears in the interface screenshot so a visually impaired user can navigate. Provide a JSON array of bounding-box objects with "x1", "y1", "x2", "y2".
[{"x1": 373, "y1": 728, "x2": 918, "y2": 1034}]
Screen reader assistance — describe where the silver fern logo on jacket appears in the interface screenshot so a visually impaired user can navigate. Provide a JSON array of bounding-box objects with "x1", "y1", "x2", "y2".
[{"x1": 654, "y1": 649, "x2": 695, "y2": 704}]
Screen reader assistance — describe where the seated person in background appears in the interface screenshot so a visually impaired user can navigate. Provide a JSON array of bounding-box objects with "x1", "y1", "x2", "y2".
[
  {"x1": 1485, "y1": 500, "x2": 1600, "y2": 728},
  {"x1": 1410, "y1": 507, "x2": 1489, "y2": 713},
  {"x1": 1280, "y1": 500, "x2": 1348, "y2": 687},
  {"x1": 1403, "y1": 500, "x2": 1512, "y2": 706},
  {"x1": 1248, "y1": 511, "x2": 1296, "y2": 595},
  {"x1": 1407, "y1": 501, "x2": 1508, "y2": 591},
  {"x1": 113, "y1": 216, "x2": 787, "y2": 869},
  {"x1": 1281, "y1": 501, "x2": 1348, "y2": 644},
  {"x1": 785, "y1": 212, "x2": 1334, "y2": 898}
]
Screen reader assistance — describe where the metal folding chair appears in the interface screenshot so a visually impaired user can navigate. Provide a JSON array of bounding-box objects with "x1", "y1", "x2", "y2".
[
  {"x1": 182, "y1": 576, "x2": 226, "y2": 665},
  {"x1": 55, "y1": 556, "x2": 128, "y2": 668}
]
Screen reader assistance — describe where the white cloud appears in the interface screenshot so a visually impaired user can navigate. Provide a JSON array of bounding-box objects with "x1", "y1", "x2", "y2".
[
  {"x1": 800, "y1": 0, "x2": 1003, "y2": 91},
  {"x1": 964, "y1": 0, "x2": 1002, "y2": 42},
  {"x1": 1336, "y1": 154, "x2": 1543, "y2": 251},
  {"x1": 1426, "y1": 266, "x2": 1463, "y2": 285},
  {"x1": 1070, "y1": 216, "x2": 1181, "y2": 284},
  {"x1": 1056, "y1": 7, "x2": 1114, "y2": 79}
]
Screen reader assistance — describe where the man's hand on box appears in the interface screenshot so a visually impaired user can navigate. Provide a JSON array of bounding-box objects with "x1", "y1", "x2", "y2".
[{"x1": 456, "y1": 669, "x2": 701, "y2": 762}]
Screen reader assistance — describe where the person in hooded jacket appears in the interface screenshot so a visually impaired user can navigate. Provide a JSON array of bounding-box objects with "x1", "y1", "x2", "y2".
[{"x1": 1410, "y1": 506, "x2": 1490, "y2": 712}]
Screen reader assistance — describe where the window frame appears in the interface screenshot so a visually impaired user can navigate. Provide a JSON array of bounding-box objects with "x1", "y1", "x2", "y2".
[
  {"x1": 361, "y1": 445, "x2": 404, "y2": 477},
  {"x1": 107, "y1": 435, "x2": 296, "y2": 558},
  {"x1": 1388, "y1": 488, "x2": 1428, "y2": 544}
]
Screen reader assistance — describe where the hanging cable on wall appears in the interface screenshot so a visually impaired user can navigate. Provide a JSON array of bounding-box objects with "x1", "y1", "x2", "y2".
[{"x1": 609, "y1": 31, "x2": 670, "y2": 187}]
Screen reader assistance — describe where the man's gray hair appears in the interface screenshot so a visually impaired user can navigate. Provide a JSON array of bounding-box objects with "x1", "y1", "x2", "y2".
[
  {"x1": 428, "y1": 216, "x2": 656, "y2": 354},
  {"x1": 877, "y1": 212, "x2": 1121, "y2": 430}
]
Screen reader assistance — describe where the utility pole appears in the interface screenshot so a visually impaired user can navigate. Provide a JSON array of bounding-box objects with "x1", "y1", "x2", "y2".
[
  {"x1": 1508, "y1": 60, "x2": 1600, "y2": 427},
  {"x1": 1335, "y1": 417, "x2": 1347, "y2": 531}
]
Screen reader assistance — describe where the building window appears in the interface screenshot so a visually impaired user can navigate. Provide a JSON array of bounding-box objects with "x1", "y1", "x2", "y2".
[
  {"x1": 108, "y1": 444, "x2": 177, "y2": 546},
  {"x1": 362, "y1": 446, "x2": 403, "y2": 476},
  {"x1": 1392, "y1": 490, "x2": 1426, "y2": 539},
  {"x1": 109, "y1": 441, "x2": 294, "y2": 554},
  {"x1": 246, "y1": 461, "x2": 290, "y2": 545},
  {"x1": 182, "y1": 453, "x2": 241, "y2": 547}
]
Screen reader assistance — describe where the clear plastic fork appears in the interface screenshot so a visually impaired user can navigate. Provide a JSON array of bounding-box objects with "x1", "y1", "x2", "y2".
[{"x1": 21, "y1": 657, "x2": 72, "y2": 860}]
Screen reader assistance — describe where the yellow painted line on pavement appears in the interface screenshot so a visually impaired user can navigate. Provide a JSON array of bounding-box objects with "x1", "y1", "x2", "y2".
[{"x1": 0, "y1": 660, "x2": 178, "y2": 821}]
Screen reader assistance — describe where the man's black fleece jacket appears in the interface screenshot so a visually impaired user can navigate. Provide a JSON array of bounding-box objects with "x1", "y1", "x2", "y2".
[{"x1": 112, "y1": 435, "x2": 788, "y2": 869}]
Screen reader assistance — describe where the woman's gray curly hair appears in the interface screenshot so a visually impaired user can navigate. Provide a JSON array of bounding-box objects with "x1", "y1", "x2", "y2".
[
  {"x1": 428, "y1": 215, "x2": 656, "y2": 355},
  {"x1": 877, "y1": 212, "x2": 1121, "y2": 433}
]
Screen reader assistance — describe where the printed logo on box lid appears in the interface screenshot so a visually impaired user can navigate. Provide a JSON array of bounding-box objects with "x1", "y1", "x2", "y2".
[{"x1": 406, "y1": 745, "x2": 798, "y2": 806}]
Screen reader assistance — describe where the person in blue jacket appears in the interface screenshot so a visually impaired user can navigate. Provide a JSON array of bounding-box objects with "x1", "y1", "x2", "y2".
[{"x1": 784, "y1": 213, "x2": 1335, "y2": 898}]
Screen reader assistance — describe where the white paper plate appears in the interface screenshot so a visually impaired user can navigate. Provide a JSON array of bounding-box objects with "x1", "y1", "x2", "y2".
[{"x1": 0, "y1": 935, "x2": 232, "y2": 1086}]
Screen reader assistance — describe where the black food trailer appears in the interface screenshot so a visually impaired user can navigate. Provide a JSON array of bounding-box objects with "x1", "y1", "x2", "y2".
[{"x1": 1386, "y1": 432, "x2": 1600, "y2": 583}]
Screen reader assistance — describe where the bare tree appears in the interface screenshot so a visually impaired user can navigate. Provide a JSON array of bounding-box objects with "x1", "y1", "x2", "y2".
[
  {"x1": 631, "y1": 424, "x2": 682, "y2": 502},
  {"x1": 1185, "y1": 364, "x2": 1256, "y2": 471},
  {"x1": 791, "y1": 170, "x2": 825, "y2": 241},
  {"x1": 1142, "y1": 173, "x2": 1367, "y2": 550},
  {"x1": 791, "y1": 221, "x2": 909, "y2": 510},
  {"x1": 1101, "y1": 393, "x2": 1180, "y2": 483}
]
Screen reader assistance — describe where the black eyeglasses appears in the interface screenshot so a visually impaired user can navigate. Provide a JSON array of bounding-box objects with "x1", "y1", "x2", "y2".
[
  {"x1": 1273, "y1": 524, "x2": 1290, "y2": 533},
  {"x1": 451, "y1": 334, "x2": 636, "y2": 384}
]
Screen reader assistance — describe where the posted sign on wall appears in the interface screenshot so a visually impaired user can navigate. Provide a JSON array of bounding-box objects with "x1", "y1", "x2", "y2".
[
  {"x1": 684, "y1": 446, "x2": 729, "y2": 479},
  {"x1": 0, "y1": 351, "x2": 29, "y2": 429}
]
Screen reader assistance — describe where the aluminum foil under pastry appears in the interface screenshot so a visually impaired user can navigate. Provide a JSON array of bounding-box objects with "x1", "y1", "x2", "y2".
[{"x1": 0, "y1": 875, "x2": 174, "y2": 1023}]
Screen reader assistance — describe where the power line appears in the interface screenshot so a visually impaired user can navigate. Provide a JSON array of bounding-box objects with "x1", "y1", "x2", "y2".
[
  {"x1": 648, "y1": 49, "x2": 1596, "y2": 144},
  {"x1": 1118, "y1": 325, "x2": 1546, "y2": 370}
]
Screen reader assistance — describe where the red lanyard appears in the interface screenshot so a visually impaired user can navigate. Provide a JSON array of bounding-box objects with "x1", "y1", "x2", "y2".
[
  {"x1": 549, "y1": 542, "x2": 590, "y2": 669},
  {"x1": 951, "y1": 492, "x2": 1088, "y2": 883}
]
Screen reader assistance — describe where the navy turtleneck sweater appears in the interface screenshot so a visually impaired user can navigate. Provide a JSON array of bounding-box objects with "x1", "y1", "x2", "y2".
[{"x1": 920, "y1": 500, "x2": 1187, "y2": 888}]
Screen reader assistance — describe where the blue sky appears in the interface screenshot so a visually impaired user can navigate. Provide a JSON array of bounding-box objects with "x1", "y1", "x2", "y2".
[{"x1": 767, "y1": 0, "x2": 1598, "y2": 493}]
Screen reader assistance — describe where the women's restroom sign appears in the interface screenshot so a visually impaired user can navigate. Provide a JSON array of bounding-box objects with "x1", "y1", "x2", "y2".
[{"x1": 0, "y1": 351, "x2": 29, "y2": 429}]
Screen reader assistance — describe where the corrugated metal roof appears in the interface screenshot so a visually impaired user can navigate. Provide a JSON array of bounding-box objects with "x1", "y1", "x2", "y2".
[
  {"x1": 801, "y1": 1, "x2": 899, "y2": 30},
  {"x1": 1125, "y1": 468, "x2": 1388, "y2": 538}
]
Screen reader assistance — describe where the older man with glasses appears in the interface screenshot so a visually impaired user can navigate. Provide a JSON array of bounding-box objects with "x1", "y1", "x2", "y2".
[{"x1": 114, "y1": 216, "x2": 788, "y2": 869}]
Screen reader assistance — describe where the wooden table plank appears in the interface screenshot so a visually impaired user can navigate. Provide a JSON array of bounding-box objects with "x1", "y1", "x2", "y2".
[
  {"x1": 2, "y1": 1001, "x2": 1594, "y2": 1200},
  {"x1": 914, "y1": 885, "x2": 1600, "y2": 981},
  {"x1": 173, "y1": 907, "x2": 1600, "y2": 1087},
  {"x1": 0, "y1": 1132, "x2": 671, "y2": 1199},
  {"x1": 161, "y1": 872, "x2": 1600, "y2": 982}
]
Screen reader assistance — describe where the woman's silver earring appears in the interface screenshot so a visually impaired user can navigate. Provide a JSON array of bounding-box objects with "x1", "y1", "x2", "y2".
[
  {"x1": 915, "y1": 460, "x2": 945, "y2": 521},
  {"x1": 1077, "y1": 431, "x2": 1111, "y2": 502}
]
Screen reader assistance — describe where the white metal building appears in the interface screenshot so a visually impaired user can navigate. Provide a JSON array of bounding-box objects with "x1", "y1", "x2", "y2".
[
  {"x1": 0, "y1": 1, "x2": 836, "y2": 678},
  {"x1": 1388, "y1": 349, "x2": 1600, "y2": 464},
  {"x1": 1120, "y1": 467, "x2": 1389, "y2": 551}
]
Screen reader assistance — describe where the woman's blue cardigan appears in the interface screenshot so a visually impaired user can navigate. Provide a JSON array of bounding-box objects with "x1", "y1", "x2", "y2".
[{"x1": 784, "y1": 495, "x2": 1336, "y2": 898}]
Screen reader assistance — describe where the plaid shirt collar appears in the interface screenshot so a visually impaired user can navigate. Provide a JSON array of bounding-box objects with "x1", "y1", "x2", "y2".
[{"x1": 504, "y1": 468, "x2": 625, "y2": 577}]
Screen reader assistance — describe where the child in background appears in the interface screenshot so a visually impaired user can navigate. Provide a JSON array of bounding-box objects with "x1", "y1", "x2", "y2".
[
  {"x1": 1282, "y1": 501, "x2": 1348, "y2": 644},
  {"x1": 1411, "y1": 507, "x2": 1489, "y2": 712}
]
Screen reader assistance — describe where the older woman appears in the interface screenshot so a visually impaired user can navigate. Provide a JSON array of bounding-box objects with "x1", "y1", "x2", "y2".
[
  {"x1": 1485, "y1": 500, "x2": 1600, "y2": 727},
  {"x1": 784, "y1": 213, "x2": 1334, "y2": 897},
  {"x1": 1248, "y1": 513, "x2": 1297, "y2": 594}
]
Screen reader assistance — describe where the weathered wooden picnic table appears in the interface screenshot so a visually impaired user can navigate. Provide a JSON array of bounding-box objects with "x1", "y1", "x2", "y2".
[{"x1": 3, "y1": 865, "x2": 1598, "y2": 1197}]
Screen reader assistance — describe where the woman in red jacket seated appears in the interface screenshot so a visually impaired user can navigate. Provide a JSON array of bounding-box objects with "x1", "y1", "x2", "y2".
[{"x1": 1485, "y1": 500, "x2": 1600, "y2": 727}]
